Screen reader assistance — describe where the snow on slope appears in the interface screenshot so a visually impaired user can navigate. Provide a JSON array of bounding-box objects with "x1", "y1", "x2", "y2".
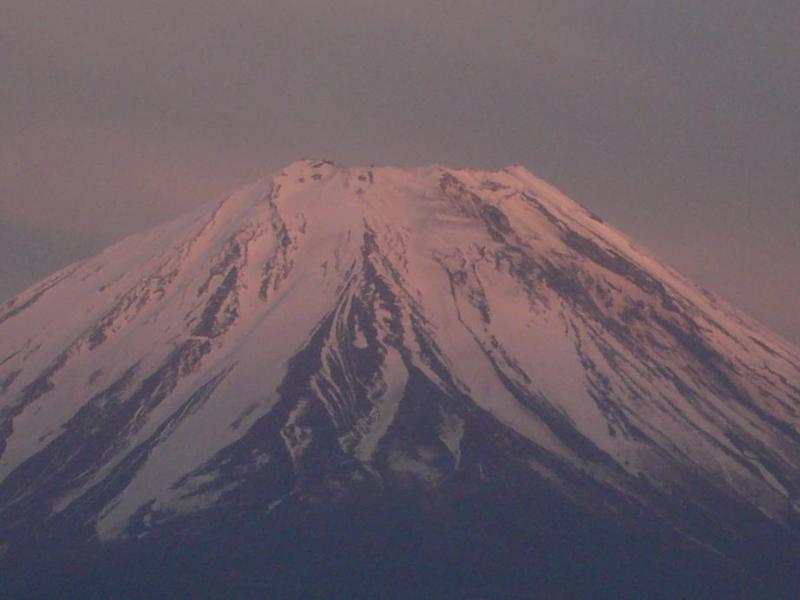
[{"x1": 1, "y1": 160, "x2": 799, "y2": 542}]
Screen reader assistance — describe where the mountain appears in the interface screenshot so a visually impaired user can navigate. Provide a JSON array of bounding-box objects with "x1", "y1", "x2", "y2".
[{"x1": 1, "y1": 160, "x2": 799, "y2": 598}]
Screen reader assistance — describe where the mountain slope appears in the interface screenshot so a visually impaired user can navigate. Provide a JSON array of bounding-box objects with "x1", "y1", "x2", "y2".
[{"x1": 2, "y1": 160, "x2": 799, "y2": 597}]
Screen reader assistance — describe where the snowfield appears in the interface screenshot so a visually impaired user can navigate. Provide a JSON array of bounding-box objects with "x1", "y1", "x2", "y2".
[{"x1": 1, "y1": 159, "x2": 799, "y2": 553}]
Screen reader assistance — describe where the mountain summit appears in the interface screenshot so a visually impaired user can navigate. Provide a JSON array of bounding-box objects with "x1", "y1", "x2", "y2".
[{"x1": 2, "y1": 160, "x2": 799, "y2": 597}]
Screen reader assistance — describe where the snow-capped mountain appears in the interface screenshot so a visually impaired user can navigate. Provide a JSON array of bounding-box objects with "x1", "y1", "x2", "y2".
[{"x1": 2, "y1": 160, "x2": 799, "y2": 597}]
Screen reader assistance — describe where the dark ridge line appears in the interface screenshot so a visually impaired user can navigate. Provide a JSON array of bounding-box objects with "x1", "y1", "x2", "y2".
[
  {"x1": 0, "y1": 349, "x2": 72, "y2": 456},
  {"x1": 55, "y1": 363, "x2": 238, "y2": 538},
  {"x1": 0, "y1": 364, "x2": 139, "y2": 518},
  {"x1": 0, "y1": 334, "x2": 214, "y2": 535},
  {"x1": 258, "y1": 186, "x2": 297, "y2": 301},
  {"x1": 0, "y1": 370, "x2": 21, "y2": 396},
  {"x1": 653, "y1": 314, "x2": 800, "y2": 447},
  {"x1": 439, "y1": 260, "x2": 621, "y2": 470},
  {"x1": 172, "y1": 306, "x2": 341, "y2": 496},
  {"x1": 0, "y1": 350, "x2": 20, "y2": 369},
  {"x1": 192, "y1": 266, "x2": 240, "y2": 338}
]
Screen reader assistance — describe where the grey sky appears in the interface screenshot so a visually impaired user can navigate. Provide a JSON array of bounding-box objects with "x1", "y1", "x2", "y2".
[{"x1": 2, "y1": 1, "x2": 799, "y2": 344}]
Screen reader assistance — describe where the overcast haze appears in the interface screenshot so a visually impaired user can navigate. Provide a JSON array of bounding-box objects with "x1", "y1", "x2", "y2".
[{"x1": 2, "y1": 1, "x2": 799, "y2": 344}]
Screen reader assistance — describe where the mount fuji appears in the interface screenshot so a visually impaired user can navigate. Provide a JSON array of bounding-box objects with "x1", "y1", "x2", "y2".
[{"x1": 1, "y1": 160, "x2": 799, "y2": 598}]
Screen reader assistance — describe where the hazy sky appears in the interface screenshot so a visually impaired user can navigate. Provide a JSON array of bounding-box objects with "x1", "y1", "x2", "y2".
[{"x1": 2, "y1": 1, "x2": 799, "y2": 344}]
